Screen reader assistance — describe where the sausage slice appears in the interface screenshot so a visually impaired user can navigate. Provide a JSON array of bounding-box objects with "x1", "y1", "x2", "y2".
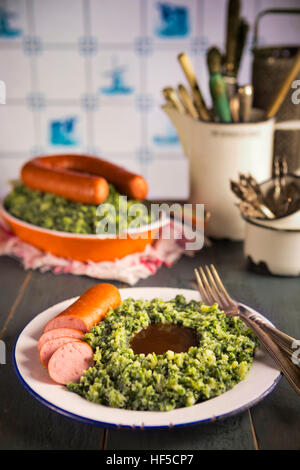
[
  {"x1": 39, "y1": 337, "x2": 81, "y2": 368},
  {"x1": 37, "y1": 328, "x2": 83, "y2": 352},
  {"x1": 48, "y1": 341, "x2": 94, "y2": 385}
]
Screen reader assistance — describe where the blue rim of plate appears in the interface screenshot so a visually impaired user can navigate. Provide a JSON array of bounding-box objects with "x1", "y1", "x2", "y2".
[{"x1": 13, "y1": 327, "x2": 282, "y2": 430}]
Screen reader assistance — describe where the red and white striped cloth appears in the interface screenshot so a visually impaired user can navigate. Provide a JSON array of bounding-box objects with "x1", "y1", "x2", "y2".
[{"x1": 0, "y1": 218, "x2": 196, "y2": 285}]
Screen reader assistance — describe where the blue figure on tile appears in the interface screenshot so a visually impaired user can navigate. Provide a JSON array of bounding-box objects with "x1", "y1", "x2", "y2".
[
  {"x1": 153, "y1": 123, "x2": 179, "y2": 145},
  {"x1": 0, "y1": 6, "x2": 21, "y2": 37},
  {"x1": 100, "y1": 57, "x2": 134, "y2": 95},
  {"x1": 155, "y1": 2, "x2": 189, "y2": 38},
  {"x1": 49, "y1": 117, "x2": 79, "y2": 146}
]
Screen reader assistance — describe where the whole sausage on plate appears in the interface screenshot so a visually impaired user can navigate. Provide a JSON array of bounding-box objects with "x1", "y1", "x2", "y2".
[
  {"x1": 21, "y1": 154, "x2": 148, "y2": 204},
  {"x1": 43, "y1": 283, "x2": 121, "y2": 333},
  {"x1": 48, "y1": 341, "x2": 95, "y2": 385}
]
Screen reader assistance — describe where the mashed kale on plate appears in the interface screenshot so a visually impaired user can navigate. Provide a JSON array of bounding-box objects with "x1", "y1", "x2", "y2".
[{"x1": 67, "y1": 296, "x2": 257, "y2": 411}]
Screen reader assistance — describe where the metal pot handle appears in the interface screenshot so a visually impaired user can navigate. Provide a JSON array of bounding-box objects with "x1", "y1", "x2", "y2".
[{"x1": 253, "y1": 8, "x2": 300, "y2": 48}]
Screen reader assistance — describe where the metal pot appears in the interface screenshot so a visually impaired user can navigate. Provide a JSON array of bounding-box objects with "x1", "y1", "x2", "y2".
[
  {"x1": 243, "y1": 175, "x2": 300, "y2": 277},
  {"x1": 252, "y1": 8, "x2": 300, "y2": 172}
]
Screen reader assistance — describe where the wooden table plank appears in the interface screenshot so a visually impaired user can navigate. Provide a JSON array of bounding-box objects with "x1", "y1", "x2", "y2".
[
  {"x1": 0, "y1": 264, "x2": 122, "y2": 450},
  {"x1": 250, "y1": 379, "x2": 300, "y2": 450},
  {"x1": 136, "y1": 242, "x2": 215, "y2": 290},
  {"x1": 105, "y1": 413, "x2": 255, "y2": 450},
  {"x1": 0, "y1": 257, "x2": 29, "y2": 333}
]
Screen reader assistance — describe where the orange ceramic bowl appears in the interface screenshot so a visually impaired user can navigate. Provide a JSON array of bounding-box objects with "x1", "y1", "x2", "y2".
[{"x1": 0, "y1": 205, "x2": 168, "y2": 262}]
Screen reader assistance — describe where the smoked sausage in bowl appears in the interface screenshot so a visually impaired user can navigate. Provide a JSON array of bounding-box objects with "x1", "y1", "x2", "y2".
[{"x1": 1, "y1": 154, "x2": 168, "y2": 262}]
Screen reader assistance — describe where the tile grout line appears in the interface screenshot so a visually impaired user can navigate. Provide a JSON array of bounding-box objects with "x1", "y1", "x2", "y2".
[
  {"x1": 248, "y1": 409, "x2": 259, "y2": 450},
  {"x1": 0, "y1": 271, "x2": 32, "y2": 340}
]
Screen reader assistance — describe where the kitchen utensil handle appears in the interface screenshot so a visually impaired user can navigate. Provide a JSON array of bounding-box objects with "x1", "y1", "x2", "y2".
[
  {"x1": 253, "y1": 9, "x2": 300, "y2": 48},
  {"x1": 239, "y1": 305, "x2": 298, "y2": 358},
  {"x1": 275, "y1": 120, "x2": 300, "y2": 131},
  {"x1": 240, "y1": 314, "x2": 300, "y2": 395}
]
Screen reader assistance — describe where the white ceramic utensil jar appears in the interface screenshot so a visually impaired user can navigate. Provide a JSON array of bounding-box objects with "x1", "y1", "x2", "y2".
[{"x1": 163, "y1": 106, "x2": 300, "y2": 240}]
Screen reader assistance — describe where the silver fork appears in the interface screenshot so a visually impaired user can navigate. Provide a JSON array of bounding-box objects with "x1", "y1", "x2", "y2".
[
  {"x1": 195, "y1": 265, "x2": 296, "y2": 357},
  {"x1": 194, "y1": 264, "x2": 300, "y2": 396}
]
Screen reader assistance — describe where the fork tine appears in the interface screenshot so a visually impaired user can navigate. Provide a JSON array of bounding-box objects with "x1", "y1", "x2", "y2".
[
  {"x1": 199, "y1": 267, "x2": 215, "y2": 305},
  {"x1": 210, "y1": 264, "x2": 235, "y2": 306},
  {"x1": 204, "y1": 265, "x2": 228, "y2": 308},
  {"x1": 194, "y1": 268, "x2": 211, "y2": 305}
]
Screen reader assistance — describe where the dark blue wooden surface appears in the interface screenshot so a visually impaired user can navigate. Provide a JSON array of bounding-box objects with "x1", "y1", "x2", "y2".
[{"x1": 0, "y1": 241, "x2": 299, "y2": 450}]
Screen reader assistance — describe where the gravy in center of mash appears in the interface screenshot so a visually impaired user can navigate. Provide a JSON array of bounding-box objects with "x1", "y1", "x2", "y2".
[{"x1": 130, "y1": 323, "x2": 199, "y2": 355}]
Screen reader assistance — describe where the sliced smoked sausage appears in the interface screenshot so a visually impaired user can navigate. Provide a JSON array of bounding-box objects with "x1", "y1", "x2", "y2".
[
  {"x1": 38, "y1": 328, "x2": 83, "y2": 352},
  {"x1": 39, "y1": 337, "x2": 81, "y2": 368},
  {"x1": 48, "y1": 341, "x2": 94, "y2": 384}
]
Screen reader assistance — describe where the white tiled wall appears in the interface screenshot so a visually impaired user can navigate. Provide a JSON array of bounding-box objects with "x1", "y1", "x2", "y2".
[{"x1": 0, "y1": 0, "x2": 299, "y2": 199}]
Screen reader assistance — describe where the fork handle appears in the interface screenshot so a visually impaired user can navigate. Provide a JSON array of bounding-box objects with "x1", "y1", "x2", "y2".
[
  {"x1": 241, "y1": 315, "x2": 300, "y2": 396},
  {"x1": 239, "y1": 305, "x2": 297, "y2": 357}
]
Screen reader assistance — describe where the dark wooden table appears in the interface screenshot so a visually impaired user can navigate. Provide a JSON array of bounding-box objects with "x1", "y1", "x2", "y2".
[{"x1": 0, "y1": 241, "x2": 299, "y2": 450}]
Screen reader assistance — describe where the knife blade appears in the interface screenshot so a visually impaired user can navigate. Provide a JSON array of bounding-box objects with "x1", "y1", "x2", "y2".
[
  {"x1": 224, "y1": 0, "x2": 241, "y2": 76},
  {"x1": 177, "y1": 52, "x2": 211, "y2": 121}
]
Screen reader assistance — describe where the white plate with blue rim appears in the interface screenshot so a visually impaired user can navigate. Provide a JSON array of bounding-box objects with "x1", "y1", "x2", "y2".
[{"x1": 13, "y1": 287, "x2": 281, "y2": 429}]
